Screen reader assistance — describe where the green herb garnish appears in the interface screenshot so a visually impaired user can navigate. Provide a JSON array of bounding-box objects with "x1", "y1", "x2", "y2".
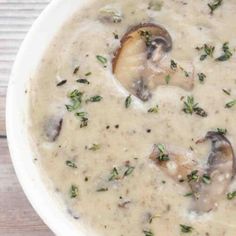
[
  {"x1": 139, "y1": 30, "x2": 152, "y2": 46},
  {"x1": 225, "y1": 100, "x2": 236, "y2": 108},
  {"x1": 184, "y1": 192, "x2": 193, "y2": 197},
  {"x1": 148, "y1": 1, "x2": 163, "y2": 11},
  {"x1": 216, "y1": 42, "x2": 233, "y2": 61},
  {"x1": 202, "y1": 174, "x2": 211, "y2": 184},
  {"x1": 170, "y1": 59, "x2": 177, "y2": 70},
  {"x1": 109, "y1": 167, "x2": 119, "y2": 181},
  {"x1": 208, "y1": 0, "x2": 223, "y2": 14},
  {"x1": 165, "y1": 74, "x2": 171, "y2": 84},
  {"x1": 222, "y1": 88, "x2": 231, "y2": 96},
  {"x1": 89, "y1": 144, "x2": 101, "y2": 151},
  {"x1": 76, "y1": 79, "x2": 90, "y2": 84},
  {"x1": 86, "y1": 95, "x2": 103, "y2": 103},
  {"x1": 156, "y1": 144, "x2": 169, "y2": 162},
  {"x1": 66, "y1": 90, "x2": 83, "y2": 112},
  {"x1": 187, "y1": 170, "x2": 199, "y2": 182},
  {"x1": 123, "y1": 166, "x2": 135, "y2": 177},
  {"x1": 183, "y1": 96, "x2": 207, "y2": 117},
  {"x1": 80, "y1": 117, "x2": 88, "y2": 128},
  {"x1": 217, "y1": 128, "x2": 227, "y2": 135},
  {"x1": 148, "y1": 105, "x2": 159, "y2": 113},
  {"x1": 125, "y1": 95, "x2": 132, "y2": 108},
  {"x1": 96, "y1": 188, "x2": 108, "y2": 192},
  {"x1": 227, "y1": 191, "x2": 236, "y2": 200},
  {"x1": 197, "y1": 73, "x2": 206, "y2": 83},
  {"x1": 85, "y1": 72, "x2": 92, "y2": 76},
  {"x1": 180, "y1": 224, "x2": 193, "y2": 233},
  {"x1": 66, "y1": 160, "x2": 77, "y2": 168},
  {"x1": 56, "y1": 80, "x2": 67, "y2": 87},
  {"x1": 143, "y1": 230, "x2": 154, "y2": 236},
  {"x1": 196, "y1": 44, "x2": 215, "y2": 61},
  {"x1": 70, "y1": 185, "x2": 79, "y2": 198},
  {"x1": 96, "y1": 55, "x2": 107, "y2": 65}
]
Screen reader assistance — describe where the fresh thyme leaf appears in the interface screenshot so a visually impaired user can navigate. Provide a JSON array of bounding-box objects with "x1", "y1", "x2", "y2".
[
  {"x1": 184, "y1": 192, "x2": 193, "y2": 197},
  {"x1": 225, "y1": 100, "x2": 236, "y2": 108},
  {"x1": 197, "y1": 44, "x2": 215, "y2": 61},
  {"x1": 75, "y1": 112, "x2": 87, "y2": 118},
  {"x1": 170, "y1": 59, "x2": 177, "y2": 70},
  {"x1": 125, "y1": 95, "x2": 132, "y2": 108},
  {"x1": 56, "y1": 80, "x2": 67, "y2": 87},
  {"x1": 89, "y1": 144, "x2": 101, "y2": 151},
  {"x1": 80, "y1": 117, "x2": 88, "y2": 128},
  {"x1": 139, "y1": 30, "x2": 152, "y2": 46},
  {"x1": 85, "y1": 72, "x2": 92, "y2": 76},
  {"x1": 66, "y1": 160, "x2": 77, "y2": 169},
  {"x1": 208, "y1": 0, "x2": 223, "y2": 14},
  {"x1": 70, "y1": 185, "x2": 79, "y2": 198},
  {"x1": 180, "y1": 224, "x2": 193, "y2": 233},
  {"x1": 123, "y1": 166, "x2": 135, "y2": 177},
  {"x1": 183, "y1": 96, "x2": 207, "y2": 117},
  {"x1": 227, "y1": 191, "x2": 236, "y2": 200},
  {"x1": 194, "y1": 107, "x2": 208, "y2": 117},
  {"x1": 76, "y1": 79, "x2": 90, "y2": 84},
  {"x1": 202, "y1": 174, "x2": 211, "y2": 184},
  {"x1": 217, "y1": 128, "x2": 227, "y2": 135},
  {"x1": 109, "y1": 167, "x2": 119, "y2": 181},
  {"x1": 183, "y1": 96, "x2": 198, "y2": 115},
  {"x1": 66, "y1": 90, "x2": 83, "y2": 112},
  {"x1": 143, "y1": 230, "x2": 154, "y2": 236},
  {"x1": 165, "y1": 74, "x2": 171, "y2": 84},
  {"x1": 187, "y1": 170, "x2": 199, "y2": 182},
  {"x1": 197, "y1": 73, "x2": 206, "y2": 83},
  {"x1": 148, "y1": 105, "x2": 159, "y2": 113},
  {"x1": 73, "y1": 66, "x2": 80, "y2": 74},
  {"x1": 156, "y1": 144, "x2": 169, "y2": 162},
  {"x1": 96, "y1": 55, "x2": 107, "y2": 65},
  {"x1": 222, "y1": 88, "x2": 231, "y2": 96},
  {"x1": 96, "y1": 187, "x2": 108, "y2": 192},
  {"x1": 86, "y1": 95, "x2": 103, "y2": 103},
  {"x1": 216, "y1": 42, "x2": 233, "y2": 61}
]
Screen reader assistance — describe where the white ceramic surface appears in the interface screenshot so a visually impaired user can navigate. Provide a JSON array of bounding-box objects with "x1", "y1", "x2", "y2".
[{"x1": 6, "y1": 1, "x2": 95, "y2": 235}]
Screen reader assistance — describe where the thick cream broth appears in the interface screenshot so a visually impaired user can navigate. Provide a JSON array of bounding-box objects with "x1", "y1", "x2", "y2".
[{"x1": 29, "y1": 0, "x2": 236, "y2": 235}]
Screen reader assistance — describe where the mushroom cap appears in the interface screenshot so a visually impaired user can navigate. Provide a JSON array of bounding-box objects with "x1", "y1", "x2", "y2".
[{"x1": 112, "y1": 23, "x2": 194, "y2": 101}]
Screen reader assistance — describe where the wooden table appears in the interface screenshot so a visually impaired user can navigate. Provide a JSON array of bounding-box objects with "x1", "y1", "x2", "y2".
[{"x1": 0, "y1": 1, "x2": 53, "y2": 235}]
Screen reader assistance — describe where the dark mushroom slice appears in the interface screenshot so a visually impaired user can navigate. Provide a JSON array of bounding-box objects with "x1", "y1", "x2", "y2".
[
  {"x1": 149, "y1": 132, "x2": 236, "y2": 213},
  {"x1": 44, "y1": 117, "x2": 63, "y2": 142},
  {"x1": 190, "y1": 132, "x2": 236, "y2": 213},
  {"x1": 112, "y1": 23, "x2": 194, "y2": 101}
]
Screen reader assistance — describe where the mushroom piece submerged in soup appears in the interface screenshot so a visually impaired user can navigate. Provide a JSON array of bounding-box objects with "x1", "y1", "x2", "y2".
[{"x1": 29, "y1": 0, "x2": 236, "y2": 235}]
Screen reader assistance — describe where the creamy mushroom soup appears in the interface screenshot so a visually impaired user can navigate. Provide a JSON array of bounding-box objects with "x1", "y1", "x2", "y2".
[{"x1": 29, "y1": 0, "x2": 236, "y2": 235}]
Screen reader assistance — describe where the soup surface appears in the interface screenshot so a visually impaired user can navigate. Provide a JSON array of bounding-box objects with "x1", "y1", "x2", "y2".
[{"x1": 29, "y1": 0, "x2": 236, "y2": 235}]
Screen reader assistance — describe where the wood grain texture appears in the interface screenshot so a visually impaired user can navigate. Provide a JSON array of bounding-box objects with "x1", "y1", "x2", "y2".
[{"x1": 0, "y1": 0, "x2": 54, "y2": 235}]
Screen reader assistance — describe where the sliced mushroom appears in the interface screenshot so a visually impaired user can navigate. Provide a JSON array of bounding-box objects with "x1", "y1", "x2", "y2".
[
  {"x1": 190, "y1": 132, "x2": 236, "y2": 212},
  {"x1": 113, "y1": 23, "x2": 194, "y2": 101},
  {"x1": 150, "y1": 132, "x2": 236, "y2": 213},
  {"x1": 44, "y1": 117, "x2": 63, "y2": 142}
]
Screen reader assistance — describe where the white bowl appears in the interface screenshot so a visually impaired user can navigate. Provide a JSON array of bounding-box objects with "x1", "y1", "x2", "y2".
[{"x1": 6, "y1": 0, "x2": 94, "y2": 235}]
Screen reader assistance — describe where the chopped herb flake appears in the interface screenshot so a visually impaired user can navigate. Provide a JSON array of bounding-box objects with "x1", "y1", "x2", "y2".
[
  {"x1": 89, "y1": 144, "x2": 101, "y2": 151},
  {"x1": 148, "y1": 105, "x2": 159, "y2": 113},
  {"x1": 187, "y1": 170, "x2": 199, "y2": 182},
  {"x1": 202, "y1": 174, "x2": 211, "y2": 184},
  {"x1": 70, "y1": 185, "x2": 78, "y2": 198},
  {"x1": 139, "y1": 30, "x2": 152, "y2": 46},
  {"x1": 196, "y1": 44, "x2": 215, "y2": 61},
  {"x1": 76, "y1": 79, "x2": 90, "y2": 84},
  {"x1": 57, "y1": 80, "x2": 67, "y2": 87},
  {"x1": 208, "y1": 0, "x2": 223, "y2": 14},
  {"x1": 222, "y1": 88, "x2": 231, "y2": 96},
  {"x1": 96, "y1": 55, "x2": 107, "y2": 65},
  {"x1": 143, "y1": 230, "x2": 154, "y2": 236},
  {"x1": 225, "y1": 100, "x2": 236, "y2": 108},
  {"x1": 109, "y1": 167, "x2": 119, "y2": 181},
  {"x1": 197, "y1": 73, "x2": 206, "y2": 83},
  {"x1": 125, "y1": 95, "x2": 132, "y2": 108},
  {"x1": 66, "y1": 160, "x2": 77, "y2": 169},
  {"x1": 123, "y1": 166, "x2": 135, "y2": 177},
  {"x1": 227, "y1": 191, "x2": 236, "y2": 200},
  {"x1": 183, "y1": 96, "x2": 207, "y2": 117},
  {"x1": 170, "y1": 59, "x2": 177, "y2": 70},
  {"x1": 86, "y1": 95, "x2": 103, "y2": 103},
  {"x1": 217, "y1": 128, "x2": 227, "y2": 135},
  {"x1": 156, "y1": 144, "x2": 169, "y2": 162},
  {"x1": 85, "y1": 72, "x2": 92, "y2": 76},
  {"x1": 180, "y1": 224, "x2": 193, "y2": 233},
  {"x1": 97, "y1": 188, "x2": 108, "y2": 192},
  {"x1": 216, "y1": 42, "x2": 233, "y2": 61},
  {"x1": 66, "y1": 90, "x2": 83, "y2": 112},
  {"x1": 184, "y1": 192, "x2": 193, "y2": 197},
  {"x1": 80, "y1": 117, "x2": 88, "y2": 128},
  {"x1": 165, "y1": 74, "x2": 171, "y2": 84}
]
